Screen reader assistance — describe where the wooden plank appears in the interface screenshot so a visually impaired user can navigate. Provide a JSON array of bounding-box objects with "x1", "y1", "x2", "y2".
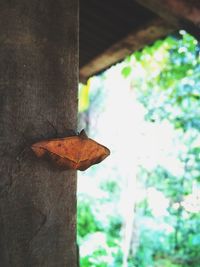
[
  {"x1": 80, "y1": 18, "x2": 176, "y2": 83},
  {"x1": 135, "y1": 0, "x2": 200, "y2": 38},
  {"x1": 0, "y1": 0, "x2": 78, "y2": 266}
]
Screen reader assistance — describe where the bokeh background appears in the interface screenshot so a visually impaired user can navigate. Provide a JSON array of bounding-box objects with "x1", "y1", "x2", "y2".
[{"x1": 77, "y1": 31, "x2": 200, "y2": 267}]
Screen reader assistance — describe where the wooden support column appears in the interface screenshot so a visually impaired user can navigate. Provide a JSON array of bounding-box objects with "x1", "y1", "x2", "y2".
[{"x1": 0, "y1": 0, "x2": 78, "y2": 266}]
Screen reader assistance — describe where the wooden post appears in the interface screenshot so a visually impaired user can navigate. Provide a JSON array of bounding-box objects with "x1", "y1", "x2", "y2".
[{"x1": 0, "y1": 0, "x2": 78, "y2": 266}]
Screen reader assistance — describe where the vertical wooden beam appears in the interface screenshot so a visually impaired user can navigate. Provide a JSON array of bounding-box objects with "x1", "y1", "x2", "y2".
[{"x1": 0, "y1": 0, "x2": 78, "y2": 266}]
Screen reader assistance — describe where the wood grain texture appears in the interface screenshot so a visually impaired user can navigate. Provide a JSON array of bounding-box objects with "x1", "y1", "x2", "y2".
[{"x1": 0, "y1": 0, "x2": 78, "y2": 266}]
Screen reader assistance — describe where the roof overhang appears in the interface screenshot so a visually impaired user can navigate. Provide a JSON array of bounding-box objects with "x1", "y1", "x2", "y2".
[{"x1": 80, "y1": 0, "x2": 200, "y2": 83}]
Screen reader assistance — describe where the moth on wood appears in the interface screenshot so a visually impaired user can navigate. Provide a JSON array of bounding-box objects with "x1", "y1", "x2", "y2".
[{"x1": 31, "y1": 130, "x2": 110, "y2": 171}]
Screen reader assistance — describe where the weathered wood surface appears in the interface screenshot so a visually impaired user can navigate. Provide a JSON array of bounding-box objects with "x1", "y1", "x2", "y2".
[
  {"x1": 0, "y1": 0, "x2": 78, "y2": 266},
  {"x1": 80, "y1": 18, "x2": 175, "y2": 83},
  {"x1": 136, "y1": 0, "x2": 200, "y2": 39}
]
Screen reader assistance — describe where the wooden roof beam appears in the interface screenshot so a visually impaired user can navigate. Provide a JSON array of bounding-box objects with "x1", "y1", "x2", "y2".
[
  {"x1": 80, "y1": 18, "x2": 176, "y2": 83},
  {"x1": 135, "y1": 0, "x2": 200, "y2": 39}
]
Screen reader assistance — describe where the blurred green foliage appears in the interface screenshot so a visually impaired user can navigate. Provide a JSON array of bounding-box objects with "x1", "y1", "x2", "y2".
[
  {"x1": 78, "y1": 31, "x2": 200, "y2": 267},
  {"x1": 77, "y1": 196, "x2": 103, "y2": 238}
]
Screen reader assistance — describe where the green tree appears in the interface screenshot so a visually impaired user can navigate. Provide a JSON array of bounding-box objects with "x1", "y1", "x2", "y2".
[{"x1": 122, "y1": 31, "x2": 200, "y2": 266}]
